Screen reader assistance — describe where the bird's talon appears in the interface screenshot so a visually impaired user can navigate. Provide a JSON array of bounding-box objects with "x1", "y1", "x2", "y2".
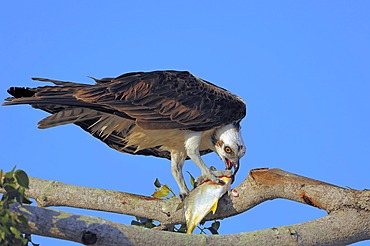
[
  {"x1": 231, "y1": 174, "x2": 235, "y2": 183},
  {"x1": 202, "y1": 170, "x2": 219, "y2": 184}
]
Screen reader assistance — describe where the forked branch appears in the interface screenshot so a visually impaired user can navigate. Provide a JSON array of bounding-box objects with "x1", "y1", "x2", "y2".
[{"x1": 2, "y1": 168, "x2": 370, "y2": 245}]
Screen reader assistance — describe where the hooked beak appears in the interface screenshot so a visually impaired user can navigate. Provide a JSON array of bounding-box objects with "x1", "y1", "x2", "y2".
[{"x1": 224, "y1": 158, "x2": 240, "y2": 182}]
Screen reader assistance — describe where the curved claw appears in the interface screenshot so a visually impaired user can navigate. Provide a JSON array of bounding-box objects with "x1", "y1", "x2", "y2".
[
  {"x1": 231, "y1": 174, "x2": 235, "y2": 183},
  {"x1": 204, "y1": 169, "x2": 218, "y2": 183}
]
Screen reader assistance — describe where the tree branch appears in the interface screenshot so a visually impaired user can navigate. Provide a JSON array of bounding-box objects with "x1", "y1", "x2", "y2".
[
  {"x1": 11, "y1": 168, "x2": 370, "y2": 225},
  {"x1": 10, "y1": 202, "x2": 370, "y2": 245},
  {"x1": 2, "y1": 168, "x2": 370, "y2": 245}
]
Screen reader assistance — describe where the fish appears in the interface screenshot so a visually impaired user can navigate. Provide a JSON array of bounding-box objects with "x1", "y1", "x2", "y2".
[{"x1": 183, "y1": 172, "x2": 232, "y2": 234}]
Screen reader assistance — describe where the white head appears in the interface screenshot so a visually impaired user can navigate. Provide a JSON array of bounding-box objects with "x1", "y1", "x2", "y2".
[{"x1": 212, "y1": 123, "x2": 246, "y2": 177}]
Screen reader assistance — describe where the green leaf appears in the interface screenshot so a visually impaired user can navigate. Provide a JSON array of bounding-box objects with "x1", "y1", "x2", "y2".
[
  {"x1": 16, "y1": 187, "x2": 25, "y2": 204},
  {"x1": 21, "y1": 194, "x2": 32, "y2": 205},
  {"x1": 17, "y1": 215, "x2": 28, "y2": 227},
  {"x1": 15, "y1": 170, "x2": 29, "y2": 188},
  {"x1": 186, "y1": 171, "x2": 195, "y2": 188},
  {"x1": 15, "y1": 187, "x2": 32, "y2": 205},
  {"x1": 0, "y1": 224, "x2": 10, "y2": 235},
  {"x1": 206, "y1": 226, "x2": 219, "y2": 235},
  {"x1": 211, "y1": 221, "x2": 220, "y2": 231},
  {"x1": 1, "y1": 211, "x2": 10, "y2": 224},
  {"x1": 8, "y1": 166, "x2": 16, "y2": 176},
  {"x1": 177, "y1": 224, "x2": 187, "y2": 233},
  {"x1": 3, "y1": 184, "x2": 16, "y2": 193},
  {"x1": 0, "y1": 167, "x2": 32, "y2": 246},
  {"x1": 151, "y1": 185, "x2": 170, "y2": 198},
  {"x1": 166, "y1": 224, "x2": 175, "y2": 232},
  {"x1": 21, "y1": 237, "x2": 30, "y2": 246},
  {"x1": 131, "y1": 220, "x2": 143, "y2": 226},
  {"x1": 9, "y1": 226, "x2": 21, "y2": 238},
  {"x1": 2, "y1": 201, "x2": 10, "y2": 210},
  {"x1": 145, "y1": 221, "x2": 155, "y2": 228},
  {"x1": 154, "y1": 178, "x2": 161, "y2": 188},
  {"x1": 138, "y1": 217, "x2": 150, "y2": 224}
]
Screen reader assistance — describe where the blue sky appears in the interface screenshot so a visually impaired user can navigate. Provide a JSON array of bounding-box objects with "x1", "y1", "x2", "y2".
[{"x1": 1, "y1": 1, "x2": 369, "y2": 245}]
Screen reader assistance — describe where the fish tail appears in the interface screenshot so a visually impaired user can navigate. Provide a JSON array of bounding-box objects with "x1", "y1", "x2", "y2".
[
  {"x1": 186, "y1": 223, "x2": 197, "y2": 234},
  {"x1": 210, "y1": 200, "x2": 219, "y2": 214}
]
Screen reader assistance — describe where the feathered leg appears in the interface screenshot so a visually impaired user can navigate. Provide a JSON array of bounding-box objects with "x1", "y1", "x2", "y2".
[
  {"x1": 171, "y1": 150, "x2": 188, "y2": 200},
  {"x1": 184, "y1": 132, "x2": 217, "y2": 185}
]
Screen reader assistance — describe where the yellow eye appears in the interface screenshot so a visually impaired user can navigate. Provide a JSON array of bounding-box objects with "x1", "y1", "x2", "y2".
[{"x1": 224, "y1": 146, "x2": 232, "y2": 153}]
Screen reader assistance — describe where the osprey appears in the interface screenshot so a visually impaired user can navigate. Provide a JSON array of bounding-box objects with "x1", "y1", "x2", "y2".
[{"x1": 4, "y1": 70, "x2": 247, "y2": 199}]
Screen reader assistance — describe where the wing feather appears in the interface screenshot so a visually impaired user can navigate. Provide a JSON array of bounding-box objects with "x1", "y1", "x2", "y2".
[
  {"x1": 77, "y1": 70, "x2": 246, "y2": 131},
  {"x1": 38, "y1": 108, "x2": 100, "y2": 129},
  {"x1": 4, "y1": 71, "x2": 244, "y2": 159},
  {"x1": 4, "y1": 70, "x2": 246, "y2": 133}
]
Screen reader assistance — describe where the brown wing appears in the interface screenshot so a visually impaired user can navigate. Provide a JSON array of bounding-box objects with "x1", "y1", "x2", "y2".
[
  {"x1": 75, "y1": 70, "x2": 246, "y2": 131},
  {"x1": 3, "y1": 70, "x2": 246, "y2": 158}
]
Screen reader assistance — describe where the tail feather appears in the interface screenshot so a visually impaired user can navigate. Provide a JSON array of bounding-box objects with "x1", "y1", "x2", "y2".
[
  {"x1": 7, "y1": 87, "x2": 35, "y2": 98},
  {"x1": 32, "y1": 77, "x2": 87, "y2": 86}
]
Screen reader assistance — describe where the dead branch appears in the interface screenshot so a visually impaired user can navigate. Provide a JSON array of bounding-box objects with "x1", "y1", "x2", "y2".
[
  {"x1": 2, "y1": 168, "x2": 370, "y2": 245},
  {"x1": 9, "y1": 168, "x2": 369, "y2": 226},
  {"x1": 10, "y1": 201, "x2": 370, "y2": 246}
]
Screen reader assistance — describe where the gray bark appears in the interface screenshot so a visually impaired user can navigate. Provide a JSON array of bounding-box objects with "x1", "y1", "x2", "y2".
[{"x1": 2, "y1": 168, "x2": 370, "y2": 245}]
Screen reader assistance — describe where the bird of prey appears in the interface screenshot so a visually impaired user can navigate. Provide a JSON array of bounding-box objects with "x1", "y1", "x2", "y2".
[{"x1": 3, "y1": 70, "x2": 247, "y2": 199}]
